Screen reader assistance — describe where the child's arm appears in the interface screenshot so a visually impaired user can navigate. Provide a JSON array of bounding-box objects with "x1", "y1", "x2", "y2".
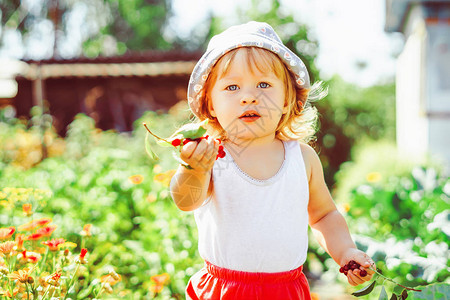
[
  {"x1": 300, "y1": 143, "x2": 375, "y2": 286},
  {"x1": 169, "y1": 137, "x2": 218, "y2": 211}
]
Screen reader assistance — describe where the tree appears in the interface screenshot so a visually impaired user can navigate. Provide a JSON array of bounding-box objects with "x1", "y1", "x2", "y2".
[{"x1": 0, "y1": 0, "x2": 176, "y2": 59}]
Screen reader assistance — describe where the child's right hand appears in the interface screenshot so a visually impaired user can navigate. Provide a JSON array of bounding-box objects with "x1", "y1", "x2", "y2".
[{"x1": 180, "y1": 136, "x2": 220, "y2": 173}]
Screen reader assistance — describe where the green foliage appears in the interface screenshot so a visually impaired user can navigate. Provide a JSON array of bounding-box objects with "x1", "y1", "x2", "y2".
[
  {"x1": 316, "y1": 77, "x2": 396, "y2": 186},
  {"x1": 0, "y1": 106, "x2": 201, "y2": 298},
  {"x1": 344, "y1": 165, "x2": 449, "y2": 287},
  {"x1": 410, "y1": 283, "x2": 450, "y2": 299}
]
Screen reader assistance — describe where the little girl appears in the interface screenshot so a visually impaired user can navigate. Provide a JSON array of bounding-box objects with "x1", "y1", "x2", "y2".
[{"x1": 170, "y1": 21, "x2": 375, "y2": 300}]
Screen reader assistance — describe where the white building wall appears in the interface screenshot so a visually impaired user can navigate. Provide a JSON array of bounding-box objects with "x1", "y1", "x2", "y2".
[
  {"x1": 426, "y1": 23, "x2": 450, "y2": 167},
  {"x1": 396, "y1": 4, "x2": 450, "y2": 170},
  {"x1": 396, "y1": 18, "x2": 429, "y2": 158}
]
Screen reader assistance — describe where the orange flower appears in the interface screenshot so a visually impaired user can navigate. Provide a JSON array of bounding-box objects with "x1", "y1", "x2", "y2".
[
  {"x1": 129, "y1": 175, "x2": 144, "y2": 184},
  {"x1": 14, "y1": 234, "x2": 25, "y2": 251},
  {"x1": 0, "y1": 287, "x2": 19, "y2": 297},
  {"x1": 18, "y1": 218, "x2": 52, "y2": 231},
  {"x1": 17, "y1": 250, "x2": 41, "y2": 264},
  {"x1": 8, "y1": 267, "x2": 33, "y2": 283},
  {"x1": 46, "y1": 270, "x2": 62, "y2": 286},
  {"x1": 149, "y1": 273, "x2": 170, "y2": 293},
  {"x1": 42, "y1": 238, "x2": 65, "y2": 251},
  {"x1": 149, "y1": 284, "x2": 164, "y2": 294},
  {"x1": 146, "y1": 193, "x2": 157, "y2": 203},
  {"x1": 22, "y1": 203, "x2": 33, "y2": 216},
  {"x1": 100, "y1": 271, "x2": 121, "y2": 286},
  {"x1": 80, "y1": 224, "x2": 92, "y2": 237},
  {"x1": 26, "y1": 233, "x2": 44, "y2": 241},
  {"x1": 36, "y1": 225, "x2": 57, "y2": 237},
  {"x1": 0, "y1": 241, "x2": 16, "y2": 256},
  {"x1": 153, "y1": 169, "x2": 176, "y2": 187},
  {"x1": 0, "y1": 226, "x2": 15, "y2": 240}
]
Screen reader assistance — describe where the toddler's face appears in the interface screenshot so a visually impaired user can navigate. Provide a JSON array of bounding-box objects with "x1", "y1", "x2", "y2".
[{"x1": 209, "y1": 49, "x2": 288, "y2": 143}]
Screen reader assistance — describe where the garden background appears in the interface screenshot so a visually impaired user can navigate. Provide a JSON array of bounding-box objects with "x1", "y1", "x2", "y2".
[{"x1": 0, "y1": 0, "x2": 449, "y2": 299}]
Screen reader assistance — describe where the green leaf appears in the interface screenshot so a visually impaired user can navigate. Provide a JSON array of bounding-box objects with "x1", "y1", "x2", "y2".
[
  {"x1": 352, "y1": 281, "x2": 377, "y2": 297},
  {"x1": 410, "y1": 283, "x2": 450, "y2": 300},
  {"x1": 145, "y1": 131, "x2": 159, "y2": 161},
  {"x1": 173, "y1": 119, "x2": 209, "y2": 139},
  {"x1": 379, "y1": 286, "x2": 388, "y2": 299},
  {"x1": 156, "y1": 139, "x2": 173, "y2": 147}
]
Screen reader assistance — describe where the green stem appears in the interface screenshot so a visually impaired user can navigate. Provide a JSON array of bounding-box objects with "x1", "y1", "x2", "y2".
[
  {"x1": 25, "y1": 283, "x2": 30, "y2": 300},
  {"x1": 369, "y1": 267, "x2": 422, "y2": 292},
  {"x1": 39, "y1": 248, "x2": 49, "y2": 275},
  {"x1": 41, "y1": 285, "x2": 50, "y2": 299},
  {"x1": 52, "y1": 252, "x2": 56, "y2": 272},
  {"x1": 64, "y1": 263, "x2": 80, "y2": 300},
  {"x1": 143, "y1": 123, "x2": 171, "y2": 144}
]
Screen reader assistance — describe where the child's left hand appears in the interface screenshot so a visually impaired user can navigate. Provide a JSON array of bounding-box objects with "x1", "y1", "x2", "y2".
[{"x1": 339, "y1": 248, "x2": 376, "y2": 286}]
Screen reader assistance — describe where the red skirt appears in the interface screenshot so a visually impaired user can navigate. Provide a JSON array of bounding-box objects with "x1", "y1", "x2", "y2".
[{"x1": 186, "y1": 261, "x2": 312, "y2": 300}]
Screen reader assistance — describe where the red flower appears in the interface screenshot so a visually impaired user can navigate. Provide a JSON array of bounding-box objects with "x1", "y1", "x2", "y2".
[
  {"x1": 18, "y1": 218, "x2": 52, "y2": 231},
  {"x1": 80, "y1": 248, "x2": 88, "y2": 259},
  {"x1": 76, "y1": 248, "x2": 88, "y2": 264},
  {"x1": 26, "y1": 233, "x2": 44, "y2": 241},
  {"x1": 42, "y1": 238, "x2": 65, "y2": 251},
  {"x1": 36, "y1": 225, "x2": 57, "y2": 237},
  {"x1": 0, "y1": 227, "x2": 15, "y2": 240},
  {"x1": 18, "y1": 250, "x2": 41, "y2": 264}
]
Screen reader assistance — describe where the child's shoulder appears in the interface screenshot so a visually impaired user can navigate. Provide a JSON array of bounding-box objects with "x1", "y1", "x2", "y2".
[{"x1": 294, "y1": 141, "x2": 322, "y2": 182}]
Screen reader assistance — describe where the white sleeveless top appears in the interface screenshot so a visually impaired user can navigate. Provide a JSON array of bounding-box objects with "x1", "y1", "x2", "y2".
[{"x1": 194, "y1": 139, "x2": 310, "y2": 273}]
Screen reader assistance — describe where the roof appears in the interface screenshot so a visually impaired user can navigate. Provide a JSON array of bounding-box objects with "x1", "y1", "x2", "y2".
[
  {"x1": 385, "y1": 0, "x2": 450, "y2": 33},
  {"x1": 17, "y1": 50, "x2": 202, "y2": 80}
]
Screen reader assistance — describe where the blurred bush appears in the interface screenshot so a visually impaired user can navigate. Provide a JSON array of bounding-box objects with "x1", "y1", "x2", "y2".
[
  {"x1": 0, "y1": 103, "x2": 202, "y2": 298},
  {"x1": 315, "y1": 76, "x2": 396, "y2": 186},
  {"x1": 345, "y1": 165, "x2": 449, "y2": 285}
]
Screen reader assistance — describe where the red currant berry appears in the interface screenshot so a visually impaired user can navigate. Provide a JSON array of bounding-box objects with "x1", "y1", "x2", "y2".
[
  {"x1": 171, "y1": 139, "x2": 181, "y2": 147},
  {"x1": 339, "y1": 267, "x2": 345, "y2": 273},
  {"x1": 218, "y1": 145, "x2": 224, "y2": 152},
  {"x1": 183, "y1": 138, "x2": 192, "y2": 145},
  {"x1": 360, "y1": 270, "x2": 367, "y2": 277}
]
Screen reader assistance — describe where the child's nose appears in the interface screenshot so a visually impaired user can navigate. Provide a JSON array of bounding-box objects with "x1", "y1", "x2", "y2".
[{"x1": 240, "y1": 95, "x2": 258, "y2": 105}]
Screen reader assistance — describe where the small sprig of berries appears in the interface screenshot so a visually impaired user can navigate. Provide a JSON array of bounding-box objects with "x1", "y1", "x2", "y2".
[
  {"x1": 143, "y1": 120, "x2": 226, "y2": 169},
  {"x1": 341, "y1": 260, "x2": 422, "y2": 298},
  {"x1": 171, "y1": 135, "x2": 226, "y2": 160},
  {"x1": 339, "y1": 260, "x2": 367, "y2": 277}
]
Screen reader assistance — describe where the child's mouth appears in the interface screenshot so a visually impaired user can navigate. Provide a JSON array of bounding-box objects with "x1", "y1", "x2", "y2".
[
  {"x1": 239, "y1": 110, "x2": 261, "y2": 122},
  {"x1": 239, "y1": 116, "x2": 261, "y2": 122}
]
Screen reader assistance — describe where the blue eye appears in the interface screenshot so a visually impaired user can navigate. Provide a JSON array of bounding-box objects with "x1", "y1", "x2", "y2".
[
  {"x1": 258, "y1": 82, "x2": 270, "y2": 88},
  {"x1": 226, "y1": 85, "x2": 239, "y2": 91}
]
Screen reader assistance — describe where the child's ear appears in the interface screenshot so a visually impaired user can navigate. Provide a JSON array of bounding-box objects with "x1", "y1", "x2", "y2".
[
  {"x1": 282, "y1": 102, "x2": 289, "y2": 114},
  {"x1": 208, "y1": 100, "x2": 217, "y2": 117}
]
